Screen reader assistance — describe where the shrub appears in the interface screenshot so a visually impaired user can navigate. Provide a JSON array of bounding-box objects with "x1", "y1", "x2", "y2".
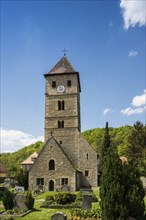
[
  {"x1": 54, "y1": 193, "x2": 72, "y2": 204},
  {"x1": 2, "y1": 190, "x2": 14, "y2": 210},
  {"x1": 45, "y1": 195, "x2": 54, "y2": 202},
  {"x1": 40, "y1": 200, "x2": 55, "y2": 208},
  {"x1": 0, "y1": 217, "x2": 14, "y2": 220},
  {"x1": 70, "y1": 207, "x2": 101, "y2": 219},
  {"x1": 25, "y1": 191, "x2": 35, "y2": 210},
  {"x1": 75, "y1": 192, "x2": 82, "y2": 202},
  {"x1": 92, "y1": 193, "x2": 98, "y2": 202}
]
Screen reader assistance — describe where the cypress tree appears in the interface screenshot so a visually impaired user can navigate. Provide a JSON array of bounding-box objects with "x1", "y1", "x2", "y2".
[
  {"x1": 100, "y1": 122, "x2": 145, "y2": 220},
  {"x1": 100, "y1": 147, "x2": 128, "y2": 220},
  {"x1": 99, "y1": 121, "x2": 111, "y2": 179},
  {"x1": 126, "y1": 121, "x2": 145, "y2": 165}
]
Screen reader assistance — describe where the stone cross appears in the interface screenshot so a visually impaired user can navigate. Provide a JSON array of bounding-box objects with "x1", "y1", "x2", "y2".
[{"x1": 62, "y1": 48, "x2": 68, "y2": 56}]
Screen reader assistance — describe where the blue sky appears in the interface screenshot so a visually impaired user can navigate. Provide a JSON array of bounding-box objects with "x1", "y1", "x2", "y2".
[{"x1": 1, "y1": 0, "x2": 146, "y2": 152}]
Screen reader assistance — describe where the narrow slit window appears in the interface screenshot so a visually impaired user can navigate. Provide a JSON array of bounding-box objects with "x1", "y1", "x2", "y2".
[
  {"x1": 52, "y1": 81, "x2": 56, "y2": 88},
  {"x1": 67, "y1": 80, "x2": 71, "y2": 87}
]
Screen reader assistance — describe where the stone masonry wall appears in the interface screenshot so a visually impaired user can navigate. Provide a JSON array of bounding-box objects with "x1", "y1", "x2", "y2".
[{"x1": 29, "y1": 137, "x2": 76, "y2": 191}]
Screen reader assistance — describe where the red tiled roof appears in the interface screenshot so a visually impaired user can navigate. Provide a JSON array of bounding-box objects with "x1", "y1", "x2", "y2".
[{"x1": 21, "y1": 152, "x2": 38, "y2": 165}]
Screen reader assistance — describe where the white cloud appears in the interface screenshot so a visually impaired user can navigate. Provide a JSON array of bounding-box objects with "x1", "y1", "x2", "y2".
[
  {"x1": 131, "y1": 90, "x2": 146, "y2": 107},
  {"x1": 103, "y1": 108, "x2": 113, "y2": 115},
  {"x1": 0, "y1": 128, "x2": 44, "y2": 153},
  {"x1": 120, "y1": 0, "x2": 146, "y2": 29},
  {"x1": 128, "y1": 50, "x2": 138, "y2": 57},
  {"x1": 120, "y1": 90, "x2": 146, "y2": 116},
  {"x1": 120, "y1": 107, "x2": 145, "y2": 116}
]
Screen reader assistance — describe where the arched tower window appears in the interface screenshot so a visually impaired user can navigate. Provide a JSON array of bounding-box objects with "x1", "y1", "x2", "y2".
[
  {"x1": 62, "y1": 101, "x2": 65, "y2": 110},
  {"x1": 58, "y1": 101, "x2": 65, "y2": 110},
  {"x1": 49, "y1": 160, "x2": 55, "y2": 170},
  {"x1": 58, "y1": 120, "x2": 64, "y2": 128},
  {"x1": 58, "y1": 101, "x2": 61, "y2": 110}
]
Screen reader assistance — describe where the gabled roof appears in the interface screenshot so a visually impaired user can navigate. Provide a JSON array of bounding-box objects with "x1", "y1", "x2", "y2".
[
  {"x1": 30, "y1": 136, "x2": 81, "y2": 173},
  {"x1": 0, "y1": 161, "x2": 7, "y2": 173},
  {"x1": 21, "y1": 152, "x2": 38, "y2": 165}
]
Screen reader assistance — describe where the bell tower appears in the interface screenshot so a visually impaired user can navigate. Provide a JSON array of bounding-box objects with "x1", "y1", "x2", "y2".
[
  {"x1": 29, "y1": 55, "x2": 98, "y2": 192},
  {"x1": 44, "y1": 55, "x2": 81, "y2": 145}
]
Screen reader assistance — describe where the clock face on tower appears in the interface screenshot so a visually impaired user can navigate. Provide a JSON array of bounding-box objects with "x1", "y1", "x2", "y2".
[{"x1": 57, "y1": 85, "x2": 65, "y2": 93}]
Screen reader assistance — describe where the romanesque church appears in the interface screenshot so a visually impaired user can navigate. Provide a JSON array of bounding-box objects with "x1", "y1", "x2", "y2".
[{"x1": 29, "y1": 55, "x2": 98, "y2": 191}]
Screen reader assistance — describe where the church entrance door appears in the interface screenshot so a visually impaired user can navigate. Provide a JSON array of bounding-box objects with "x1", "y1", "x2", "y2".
[{"x1": 49, "y1": 180, "x2": 54, "y2": 191}]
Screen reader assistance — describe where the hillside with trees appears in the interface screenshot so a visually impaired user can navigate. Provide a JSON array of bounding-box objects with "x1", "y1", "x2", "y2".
[
  {"x1": 0, "y1": 141, "x2": 44, "y2": 176},
  {"x1": 0, "y1": 122, "x2": 145, "y2": 176}
]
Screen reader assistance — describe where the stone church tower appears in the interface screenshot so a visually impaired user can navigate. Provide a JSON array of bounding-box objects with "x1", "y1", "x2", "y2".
[{"x1": 29, "y1": 55, "x2": 98, "y2": 191}]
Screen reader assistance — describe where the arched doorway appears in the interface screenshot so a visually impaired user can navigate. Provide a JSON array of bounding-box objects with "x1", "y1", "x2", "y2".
[{"x1": 49, "y1": 180, "x2": 54, "y2": 191}]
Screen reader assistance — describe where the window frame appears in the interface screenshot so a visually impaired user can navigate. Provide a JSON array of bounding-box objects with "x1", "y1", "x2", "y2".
[
  {"x1": 61, "y1": 178, "x2": 68, "y2": 185},
  {"x1": 36, "y1": 178, "x2": 44, "y2": 185}
]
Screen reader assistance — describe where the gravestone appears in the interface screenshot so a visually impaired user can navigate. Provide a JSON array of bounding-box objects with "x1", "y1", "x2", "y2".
[
  {"x1": 15, "y1": 194, "x2": 27, "y2": 209},
  {"x1": 4, "y1": 178, "x2": 11, "y2": 187},
  {"x1": 61, "y1": 184, "x2": 69, "y2": 192},
  {"x1": 82, "y1": 194, "x2": 92, "y2": 210},
  {"x1": 51, "y1": 212, "x2": 67, "y2": 220},
  {"x1": 14, "y1": 186, "x2": 25, "y2": 193}
]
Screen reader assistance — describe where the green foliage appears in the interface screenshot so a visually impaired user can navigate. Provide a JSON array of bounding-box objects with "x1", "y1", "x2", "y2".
[
  {"x1": 75, "y1": 192, "x2": 82, "y2": 202},
  {"x1": 82, "y1": 125, "x2": 133, "y2": 156},
  {"x1": 100, "y1": 147, "x2": 128, "y2": 220},
  {"x1": 25, "y1": 191, "x2": 35, "y2": 210},
  {"x1": 54, "y1": 193, "x2": 72, "y2": 204},
  {"x1": 2, "y1": 190, "x2": 14, "y2": 210},
  {"x1": 16, "y1": 169, "x2": 28, "y2": 190},
  {"x1": 100, "y1": 145, "x2": 145, "y2": 219},
  {"x1": 123, "y1": 162, "x2": 145, "y2": 219},
  {"x1": 126, "y1": 121, "x2": 146, "y2": 175},
  {"x1": 0, "y1": 217, "x2": 14, "y2": 220},
  {"x1": 45, "y1": 195, "x2": 54, "y2": 202},
  {"x1": 70, "y1": 207, "x2": 101, "y2": 219},
  {"x1": 0, "y1": 141, "x2": 43, "y2": 176},
  {"x1": 83, "y1": 123, "x2": 146, "y2": 176}
]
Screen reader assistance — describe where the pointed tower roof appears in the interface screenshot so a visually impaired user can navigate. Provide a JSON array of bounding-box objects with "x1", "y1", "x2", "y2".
[
  {"x1": 44, "y1": 55, "x2": 77, "y2": 76},
  {"x1": 49, "y1": 55, "x2": 76, "y2": 74}
]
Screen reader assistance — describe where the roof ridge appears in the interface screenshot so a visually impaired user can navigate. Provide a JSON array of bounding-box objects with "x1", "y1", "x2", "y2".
[{"x1": 52, "y1": 137, "x2": 81, "y2": 172}]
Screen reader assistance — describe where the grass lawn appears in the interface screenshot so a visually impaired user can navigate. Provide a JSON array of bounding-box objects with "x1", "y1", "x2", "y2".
[
  {"x1": 0, "y1": 188, "x2": 145, "y2": 220},
  {"x1": 13, "y1": 190, "x2": 99, "y2": 220}
]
